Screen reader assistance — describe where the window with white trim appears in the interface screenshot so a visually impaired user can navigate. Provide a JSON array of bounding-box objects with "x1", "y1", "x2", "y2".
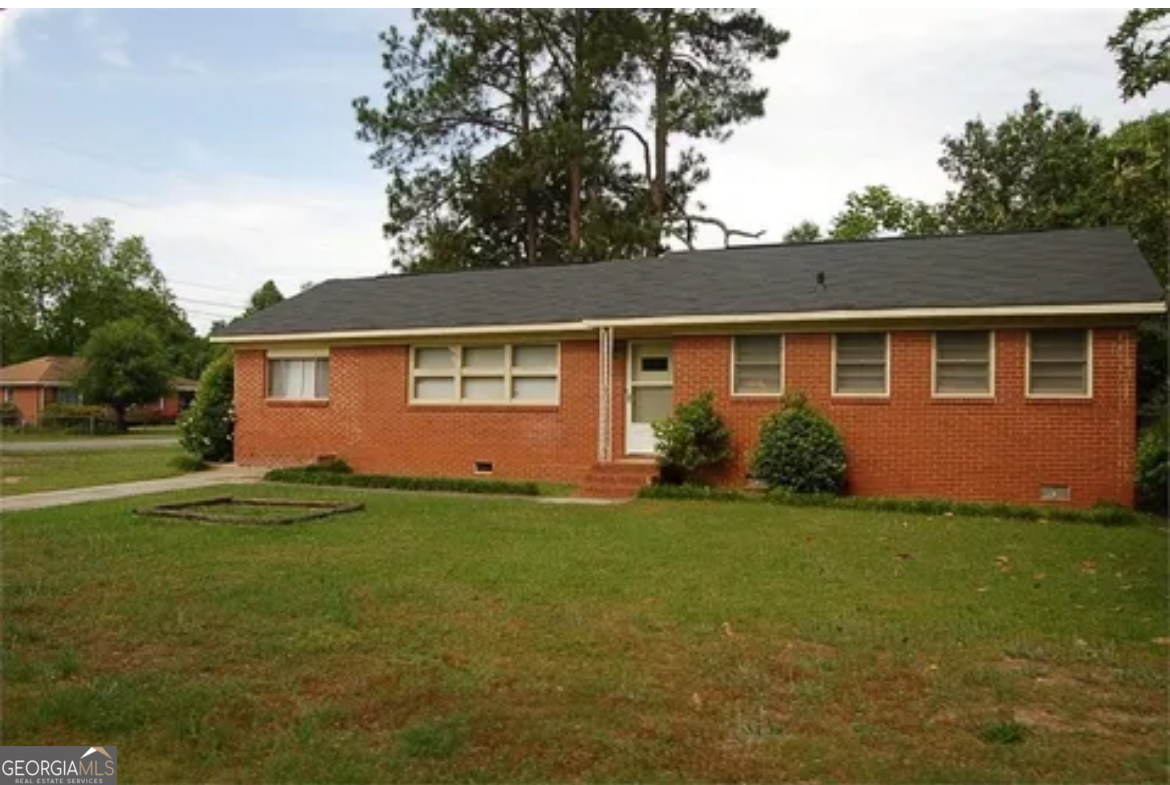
[
  {"x1": 1028, "y1": 329, "x2": 1090, "y2": 397},
  {"x1": 934, "y1": 331, "x2": 993, "y2": 396},
  {"x1": 411, "y1": 344, "x2": 559, "y2": 404},
  {"x1": 732, "y1": 335, "x2": 783, "y2": 395},
  {"x1": 833, "y1": 333, "x2": 888, "y2": 395},
  {"x1": 267, "y1": 357, "x2": 329, "y2": 399}
]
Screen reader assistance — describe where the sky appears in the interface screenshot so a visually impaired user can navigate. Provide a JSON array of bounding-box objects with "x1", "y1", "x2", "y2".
[{"x1": 0, "y1": 8, "x2": 1165, "y2": 333}]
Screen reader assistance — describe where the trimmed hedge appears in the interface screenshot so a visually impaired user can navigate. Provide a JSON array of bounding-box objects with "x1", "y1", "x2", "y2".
[
  {"x1": 752, "y1": 393, "x2": 846, "y2": 495},
  {"x1": 265, "y1": 466, "x2": 541, "y2": 497},
  {"x1": 0, "y1": 401, "x2": 19, "y2": 426},
  {"x1": 637, "y1": 483, "x2": 1148, "y2": 526},
  {"x1": 40, "y1": 403, "x2": 117, "y2": 434}
]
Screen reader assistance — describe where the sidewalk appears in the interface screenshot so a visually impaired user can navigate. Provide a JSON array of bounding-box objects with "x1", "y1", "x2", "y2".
[{"x1": 0, "y1": 465, "x2": 266, "y2": 513}]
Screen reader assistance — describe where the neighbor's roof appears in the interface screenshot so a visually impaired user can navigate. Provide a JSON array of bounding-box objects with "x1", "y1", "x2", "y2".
[
  {"x1": 0, "y1": 356, "x2": 86, "y2": 385},
  {"x1": 215, "y1": 227, "x2": 1166, "y2": 340}
]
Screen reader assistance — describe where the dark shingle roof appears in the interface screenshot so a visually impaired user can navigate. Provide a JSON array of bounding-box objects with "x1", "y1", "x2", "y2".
[{"x1": 216, "y1": 227, "x2": 1164, "y2": 337}]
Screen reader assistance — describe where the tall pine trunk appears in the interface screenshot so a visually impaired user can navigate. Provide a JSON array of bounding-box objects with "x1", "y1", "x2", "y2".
[
  {"x1": 567, "y1": 10, "x2": 586, "y2": 251},
  {"x1": 516, "y1": 10, "x2": 537, "y2": 264},
  {"x1": 650, "y1": 10, "x2": 672, "y2": 255}
]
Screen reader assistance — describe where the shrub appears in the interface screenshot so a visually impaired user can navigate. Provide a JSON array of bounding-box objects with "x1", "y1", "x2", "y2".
[
  {"x1": 265, "y1": 466, "x2": 540, "y2": 496},
  {"x1": 635, "y1": 484, "x2": 1147, "y2": 526},
  {"x1": 751, "y1": 392, "x2": 847, "y2": 495},
  {"x1": 0, "y1": 401, "x2": 19, "y2": 426},
  {"x1": 40, "y1": 404, "x2": 117, "y2": 434},
  {"x1": 179, "y1": 352, "x2": 234, "y2": 462},
  {"x1": 169, "y1": 454, "x2": 209, "y2": 472},
  {"x1": 299, "y1": 457, "x2": 353, "y2": 474},
  {"x1": 651, "y1": 391, "x2": 732, "y2": 484},
  {"x1": 125, "y1": 407, "x2": 176, "y2": 427},
  {"x1": 1135, "y1": 418, "x2": 1167, "y2": 515}
]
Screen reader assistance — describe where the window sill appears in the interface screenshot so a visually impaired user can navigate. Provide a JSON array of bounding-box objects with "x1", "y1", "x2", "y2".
[
  {"x1": 829, "y1": 395, "x2": 891, "y2": 404},
  {"x1": 407, "y1": 403, "x2": 560, "y2": 413},
  {"x1": 930, "y1": 395, "x2": 997, "y2": 404},
  {"x1": 264, "y1": 398, "x2": 329, "y2": 407}
]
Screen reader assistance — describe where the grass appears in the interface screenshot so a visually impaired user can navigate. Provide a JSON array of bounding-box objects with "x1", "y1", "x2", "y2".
[
  {"x1": 1, "y1": 485, "x2": 1166, "y2": 783},
  {"x1": 0, "y1": 425, "x2": 179, "y2": 442},
  {"x1": 0, "y1": 447, "x2": 190, "y2": 495}
]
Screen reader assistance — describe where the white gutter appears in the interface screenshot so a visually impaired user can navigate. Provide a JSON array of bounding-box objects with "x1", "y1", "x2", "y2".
[{"x1": 210, "y1": 301, "x2": 1166, "y2": 344}]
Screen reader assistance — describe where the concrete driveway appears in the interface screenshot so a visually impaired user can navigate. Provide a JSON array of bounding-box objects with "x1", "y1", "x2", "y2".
[
  {"x1": 0, "y1": 464, "x2": 265, "y2": 512},
  {"x1": 0, "y1": 436, "x2": 178, "y2": 453}
]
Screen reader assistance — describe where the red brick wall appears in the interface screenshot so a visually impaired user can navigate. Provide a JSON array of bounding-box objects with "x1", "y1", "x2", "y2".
[
  {"x1": 236, "y1": 327, "x2": 1138, "y2": 507},
  {"x1": 673, "y1": 329, "x2": 1137, "y2": 507},
  {"x1": 235, "y1": 341, "x2": 600, "y2": 484},
  {"x1": 10, "y1": 387, "x2": 42, "y2": 424}
]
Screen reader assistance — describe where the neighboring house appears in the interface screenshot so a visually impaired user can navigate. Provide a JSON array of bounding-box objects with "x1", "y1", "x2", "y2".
[
  {"x1": 213, "y1": 228, "x2": 1165, "y2": 506},
  {"x1": 0, "y1": 355, "x2": 198, "y2": 425}
]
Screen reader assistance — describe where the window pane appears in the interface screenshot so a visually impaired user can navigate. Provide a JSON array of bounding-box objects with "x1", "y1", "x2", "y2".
[
  {"x1": 462, "y1": 377, "x2": 506, "y2": 401},
  {"x1": 836, "y1": 333, "x2": 886, "y2": 363},
  {"x1": 415, "y1": 347, "x2": 455, "y2": 371},
  {"x1": 937, "y1": 363, "x2": 990, "y2": 394},
  {"x1": 512, "y1": 376, "x2": 557, "y2": 402},
  {"x1": 735, "y1": 335, "x2": 781, "y2": 365},
  {"x1": 836, "y1": 365, "x2": 886, "y2": 394},
  {"x1": 314, "y1": 359, "x2": 330, "y2": 399},
  {"x1": 268, "y1": 359, "x2": 288, "y2": 398},
  {"x1": 414, "y1": 377, "x2": 454, "y2": 401},
  {"x1": 512, "y1": 345, "x2": 557, "y2": 371},
  {"x1": 463, "y1": 345, "x2": 506, "y2": 371},
  {"x1": 936, "y1": 331, "x2": 990, "y2": 362},
  {"x1": 1031, "y1": 330, "x2": 1087, "y2": 361},
  {"x1": 734, "y1": 365, "x2": 781, "y2": 394},
  {"x1": 631, "y1": 386, "x2": 673, "y2": 423},
  {"x1": 1030, "y1": 362, "x2": 1087, "y2": 395}
]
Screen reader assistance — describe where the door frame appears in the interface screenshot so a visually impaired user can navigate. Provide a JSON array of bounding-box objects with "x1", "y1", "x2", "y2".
[{"x1": 625, "y1": 339, "x2": 673, "y2": 456}]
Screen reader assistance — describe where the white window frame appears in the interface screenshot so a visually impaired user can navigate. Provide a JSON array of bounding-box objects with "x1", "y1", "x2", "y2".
[
  {"x1": 730, "y1": 334, "x2": 785, "y2": 397},
  {"x1": 1026, "y1": 328, "x2": 1093, "y2": 399},
  {"x1": 266, "y1": 348, "x2": 330, "y2": 401},
  {"x1": 409, "y1": 342, "x2": 561, "y2": 406},
  {"x1": 831, "y1": 332, "x2": 891, "y2": 398},
  {"x1": 931, "y1": 330, "x2": 996, "y2": 398}
]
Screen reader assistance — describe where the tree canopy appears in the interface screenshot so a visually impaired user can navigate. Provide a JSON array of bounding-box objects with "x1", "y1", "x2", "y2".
[
  {"x1": 75, "y1": 318, "x2": 171, "y2": 431},
  {"x1": 0, "y1": 208, "x2": 208, "y2": 376},
  {"x1": 244, "y1": 280, "x2": 285, "y2": 317},
  {"x1": 354, "y1": 9, "x2": 789, "y2": 271},
  {"x1": 1107, "y1": 8, "x2": 1169, "y2": 100}
]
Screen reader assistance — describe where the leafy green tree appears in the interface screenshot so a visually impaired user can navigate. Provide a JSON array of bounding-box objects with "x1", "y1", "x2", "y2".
[
  {"x1": 179, "y1": 351, "x2": 235, "y2": 462},
  {"x1": 75, "y1": 319, "x2": 171, "y2": 432},
  {"x1": 1108, "y1": 9, "x2": 1169, "y2": 100},
  {"x1": 782, "y1": 220, "x2": 822, "y2": 243},
  {"x1": 0, "y1": 208, "x2": 204, "y2": 376},
  {"x1": 244, "y1": 280, "x2": 285, "y2": 316}
]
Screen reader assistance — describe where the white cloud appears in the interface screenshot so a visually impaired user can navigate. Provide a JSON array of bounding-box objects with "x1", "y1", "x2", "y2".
[
  {"x1": 0, "y1": 8, "x2": 48, "y2": 65},
  {"x1": 169, "y1": 54, "x2": 209, "y2": 75},
  {"x1": 47, "y1": 175, "x2": 390, "y2": 332},
  {"x1": 75, "y1": 10, "x2": 132, "y2": 69}
]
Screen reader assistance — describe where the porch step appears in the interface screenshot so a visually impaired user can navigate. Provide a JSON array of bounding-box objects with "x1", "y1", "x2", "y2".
[{"x1": 579, "y1": 461, "x2": 658, "y2": 500}]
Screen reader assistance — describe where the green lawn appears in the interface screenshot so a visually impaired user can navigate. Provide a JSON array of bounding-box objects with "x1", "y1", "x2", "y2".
[
  {"x1": 2, "y1": 485, "x2": 1166, "y2": 783},
  {"x1": 0, "y1": 447, "x2": 187, "y2": 495},
  {"x1": 0, "y1": 425, "x2": 179, "y2": 442}
]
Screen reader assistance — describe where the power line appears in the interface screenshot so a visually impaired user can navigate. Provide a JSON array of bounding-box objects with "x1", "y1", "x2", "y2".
[{"x1": 174, "y1": 295, "x2": 246, "y2": 310}]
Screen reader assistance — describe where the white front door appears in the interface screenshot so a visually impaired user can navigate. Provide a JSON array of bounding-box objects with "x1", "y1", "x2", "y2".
[{"x1": 626, "y1": 340, "x2": 673, "y2": 455}]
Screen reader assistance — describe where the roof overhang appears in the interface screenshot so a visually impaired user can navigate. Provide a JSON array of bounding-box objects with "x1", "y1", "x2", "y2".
[{"x1": 209, "y1": 301, "x2": 1166, "y2": 345}]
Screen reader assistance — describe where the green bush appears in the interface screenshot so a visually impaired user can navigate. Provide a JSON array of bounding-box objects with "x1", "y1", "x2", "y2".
[
  {"x1": 751, "y1": 393, "x2": 847, "y2": 495},
  {"x1": 126, "y1": 407, "x2": 176, "y2": 427},
  {"x1": 1135, "y1": 418, "x2": 1167, "y2": 515},
  {"x1": 651, "y1": 391, "x2": 732, "y2": 484},
  {"x1": 40, "y1": 403, "x2": 117, "y2": 434},
  {"x1": 0, "y1": 400, "x2": 19, "y2": 426},
  {"x1": 636, "y1": 484, "x2": 1147, "y2": 526},
  {"x1": 299, "y1": 457, "x2": 353, "y2": 474},
  {"x1": 179, "y1": 353, "x2": 233, "y2": 462},
  {"x1": 265, "y1": 466, "x2": 540, "y2": 496},
  {"x1": 169, "y1": 454, "x2": 209, "y2": 472}
]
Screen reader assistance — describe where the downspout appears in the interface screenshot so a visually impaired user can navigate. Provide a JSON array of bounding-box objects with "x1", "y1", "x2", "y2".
[{"x1": 597, "y1": 326, "x2": 613, "y2": 463}]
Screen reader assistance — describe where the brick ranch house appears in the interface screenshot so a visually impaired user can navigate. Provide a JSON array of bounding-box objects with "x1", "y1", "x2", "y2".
[
  {"x1": 0, "y1": 356, "x2": 198, "y2": 425},
  {"x1": 214, "y1": 228, "x2": 1165, "y2": 506}
]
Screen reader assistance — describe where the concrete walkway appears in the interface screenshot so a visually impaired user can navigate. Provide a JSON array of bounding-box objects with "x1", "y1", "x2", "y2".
[
  {"x1": 0, "y1": 465, "x2": 265, "y2": 513},
  {"x1": 0, "y1": 436, "x2": 178, "y2": 453}
]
